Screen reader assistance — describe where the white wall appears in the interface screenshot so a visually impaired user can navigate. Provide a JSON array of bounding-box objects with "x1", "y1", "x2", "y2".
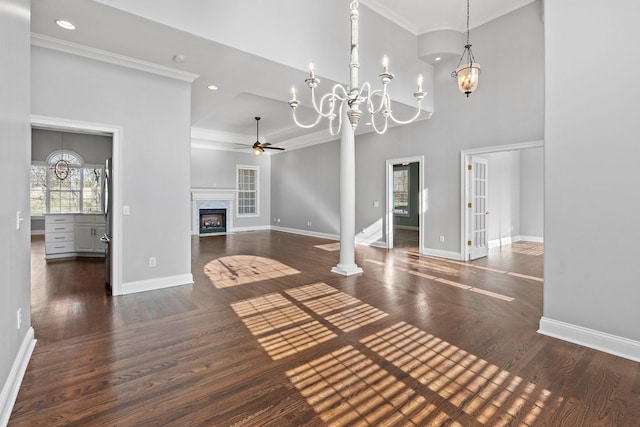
[
  {"x1": 190, "y1": 147, "x2": 271, "y2": 229},
  {"x1": 0, "y1": 0, "x2": 34, "y2": 423},
  {"x1": 31, "y1": 46, "x2": 193, "y2": 291},
  {"x1": 542, "y1": 0, "x2": 640, "y2": 357},
  {"x1": 483, "y1": 151, "x2": 521, "y2": 245}
]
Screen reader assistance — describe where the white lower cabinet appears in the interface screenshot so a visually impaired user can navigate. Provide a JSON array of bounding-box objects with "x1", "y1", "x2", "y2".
[{"x1": 44, "y1": 214, "x2": 106, "y2": 259}]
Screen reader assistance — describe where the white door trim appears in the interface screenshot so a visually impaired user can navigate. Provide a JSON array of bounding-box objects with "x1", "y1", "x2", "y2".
[
  {"x1": 31, "y1": 115, "x2": 124, "y2": 296},
  {"x1": 460, "y1": 140, "x2": 544, "y2": 261},
  {"x1": 386, "y1": 156, "x2": 424, "y2": 252}
]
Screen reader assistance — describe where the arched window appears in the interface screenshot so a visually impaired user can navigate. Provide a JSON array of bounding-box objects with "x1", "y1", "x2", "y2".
[{"x1": 30, "y1": 150, "x2": 103, "y2": 215}]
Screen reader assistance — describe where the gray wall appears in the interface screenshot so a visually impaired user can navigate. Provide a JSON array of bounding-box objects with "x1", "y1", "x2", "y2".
[
  {"x1": 32, "y1": 129, "x2": 112, "y2": 164},
  {"x1": 190, "y1": 147, "x2": 271, "y2": 229},
  {"x1": 271, "y1": 141, "x2": 341, "y2": 235},
  {"x1": 32, "y1": 46, "x2": 192, "y2": 287},
  {"x1": 0, "y1": 0, "x2": 32, "y2": 422},
  {"x1": 520, "y1": 147, "x2": 543, "y2": 238},
  {"x1": 270, "y1": 1, "x2": 544, "y2": 256},
  {"x1": 544, "y1": 0, "x2": 640, "y2": 343}
]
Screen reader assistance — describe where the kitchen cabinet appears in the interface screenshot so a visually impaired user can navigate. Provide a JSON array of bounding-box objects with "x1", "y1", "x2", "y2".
[{"x1": 44, "y1": 213, "x2": 105, "y2": 259}]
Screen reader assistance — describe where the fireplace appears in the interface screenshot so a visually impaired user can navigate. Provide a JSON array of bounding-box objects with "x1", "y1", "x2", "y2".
[{"x1": 199, "y1": 208, "x2": 226, "y2": 234}]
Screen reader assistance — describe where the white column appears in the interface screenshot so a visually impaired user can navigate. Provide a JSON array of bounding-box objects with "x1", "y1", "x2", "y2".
[{"x1": 331, "y1": 122, "x2": 363, "y2": 276}]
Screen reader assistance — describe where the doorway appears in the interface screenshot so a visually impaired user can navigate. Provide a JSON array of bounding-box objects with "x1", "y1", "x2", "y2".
[
  {"x1": 30, "y1": 115, "x2": 122, "y2": 295},
  {"x1": 460, "y1": 141, "x2": 544, "y2": 261},
  {"x1": 386, "y1": 156, "x2": 424, "y2": 253}
]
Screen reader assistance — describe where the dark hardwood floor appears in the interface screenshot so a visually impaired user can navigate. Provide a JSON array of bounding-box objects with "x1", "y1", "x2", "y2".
[{"x1": 10, "y1": 232, "x2": 640, "y2": 426}]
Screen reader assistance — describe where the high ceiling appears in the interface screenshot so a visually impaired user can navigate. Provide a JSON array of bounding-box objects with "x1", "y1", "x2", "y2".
[{"x1": 31, "y1": 0, "x2": 536, "y2": 152}]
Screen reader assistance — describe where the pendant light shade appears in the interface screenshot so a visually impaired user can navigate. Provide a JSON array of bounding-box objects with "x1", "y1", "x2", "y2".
[{"x1": 454, "y1": 56, "x2": 481, "y2": 96}]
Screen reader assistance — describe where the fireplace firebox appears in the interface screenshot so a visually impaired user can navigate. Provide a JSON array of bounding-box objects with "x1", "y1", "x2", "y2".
[{"x1": 199, "y1": 208, "x2": 226, "y2": 234}]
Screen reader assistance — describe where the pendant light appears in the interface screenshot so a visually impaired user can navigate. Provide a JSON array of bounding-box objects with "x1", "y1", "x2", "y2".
[
  {"x1": 452, "y1": 0, "x2": 481, "y2": 97},
  {"x1": 53, "y1": 132, "x2": 70, "y2": 180}
]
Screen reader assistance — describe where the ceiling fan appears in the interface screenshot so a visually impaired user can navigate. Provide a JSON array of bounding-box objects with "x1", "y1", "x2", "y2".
[{"x1": 248, "y1": 116, "x2": 284, "y2": 156}]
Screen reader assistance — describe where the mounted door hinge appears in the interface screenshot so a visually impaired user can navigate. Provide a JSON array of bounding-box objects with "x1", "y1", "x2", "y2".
[
  {"x1": 468, "y1": 202, "x2": 472, "y2": 208},
  {"x1": 468, "y1": 165, "x2": 473, "y2": 171},
  {"x1": 467, "y1": 240, "x2": 472, "y2": 246}
]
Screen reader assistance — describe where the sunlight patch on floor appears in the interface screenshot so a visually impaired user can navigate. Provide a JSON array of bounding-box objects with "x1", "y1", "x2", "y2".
[
  {"x1": 360, "y1": 322, "x2": 554, "y2": 426},
  {"x1": 231, "y1": 292, "x2": 336, "y2": 360},
  {"x1": 365, "y1": 259, "x2": 516, "y2": 302},
  {"x1": 232, "y1": 282, "x2": 389, "y2": 361},
  {"x1": 314, "y1": 242, "x2": 341, "y2": 251},
  {"x1": 205, "y1": 255, "x2": 300, "y2": 288},
  {"x1": 286, "y1": 345, "x2": 464, "y2": 426}
]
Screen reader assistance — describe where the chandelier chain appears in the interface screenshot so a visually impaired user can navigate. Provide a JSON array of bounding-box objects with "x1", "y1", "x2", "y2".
[{"x1": 466, "y1": 0, "x2": 470, "y2": 45}]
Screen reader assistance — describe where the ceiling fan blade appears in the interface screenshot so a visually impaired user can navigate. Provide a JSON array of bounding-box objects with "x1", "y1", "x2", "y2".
[{"x1": 263, "y1": 146, "x2": 285, "y2": 151}]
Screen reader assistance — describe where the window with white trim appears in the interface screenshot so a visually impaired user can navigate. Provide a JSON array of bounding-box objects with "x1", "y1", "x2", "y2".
[
  {"x1": 30, "y1": 150, "x2": 103, "y2": 216},
  {"x1": 393, "y1": 165, "x2": 410, "y2": 216},
  {"x1": 237, "y1": 165, "x2": 259, "y2": 216}
]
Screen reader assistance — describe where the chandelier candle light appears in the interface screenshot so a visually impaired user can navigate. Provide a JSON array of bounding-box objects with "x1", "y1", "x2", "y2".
[
  {"x1": 288, "y1": 0, "x2": 426, "y2": 276},
  {"x1": 452, "y1": 0, "x2": 481, "y2": 97}
]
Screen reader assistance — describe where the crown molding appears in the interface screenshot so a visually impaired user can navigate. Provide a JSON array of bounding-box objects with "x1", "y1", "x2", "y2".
[
  {"x1": 31, "y1": 33, "x2": 199, "y2": 83},
  {"x1": 364, "y1": 0, "x2": 419, "y2": 35}
]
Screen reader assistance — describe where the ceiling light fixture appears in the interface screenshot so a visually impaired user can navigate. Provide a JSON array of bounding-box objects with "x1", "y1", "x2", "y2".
[
  {"x1": 452, "y1": 0, "x2": 481, "y2": 97},
  {"x1": 55, "y1": 19, "x2": 76, "y2": 30},
  {"x1": 288, "y1": 0, "x2": 426, "y2": 135},
  {"x1": 207, "y1": 85, "x2": 219, "y2": 91}
]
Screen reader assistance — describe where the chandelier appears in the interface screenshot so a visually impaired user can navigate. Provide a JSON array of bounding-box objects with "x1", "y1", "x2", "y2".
[
  {"x1": 452, "y1": 0, "x2": 481, "y2": 97},
  {"x1": 288, "y1": 0, "x2": 426, "y2": 135}
]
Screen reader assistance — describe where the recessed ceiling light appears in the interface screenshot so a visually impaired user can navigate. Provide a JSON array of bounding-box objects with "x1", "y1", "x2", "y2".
[
  {"x1": 173, "y1": 54, "x2": 186, "y2": 63},
  {"x1": 55, "y1": 19, "x2": 76, "y2": 30},
  {"x1": 207, "y1": 85, "x2": 219, "y2": 91},
  {"x1": 435, "y1": 57, "x2": 441, "y2": 62}
]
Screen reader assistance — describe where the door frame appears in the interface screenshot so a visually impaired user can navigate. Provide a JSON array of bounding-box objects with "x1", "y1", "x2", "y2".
[
  {"x1": 31, "y1": 115, "x2": 123, "y2": 296},
  {"x1": 386, "y1": 156, "x2": 424, "y2": 252},
  {"x1": 460, "y1": 140, "x2": 544, "y2": 261}
]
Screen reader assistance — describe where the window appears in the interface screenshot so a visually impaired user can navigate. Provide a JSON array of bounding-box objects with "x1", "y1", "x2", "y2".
[
  {"x1": 393, "y1": 166, "x2": 410, "y2": 216},
  {"x1": 30, "y1": 150, "x2": 103, "y2": 216},
  {"x1": 237, "y1": 165, "x2": 259, "y2": 216}
]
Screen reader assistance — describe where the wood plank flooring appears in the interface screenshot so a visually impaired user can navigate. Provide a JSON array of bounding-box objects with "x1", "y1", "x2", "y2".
[{"x1": 10, "y1": 232, "x2": 640, "y2": 426}]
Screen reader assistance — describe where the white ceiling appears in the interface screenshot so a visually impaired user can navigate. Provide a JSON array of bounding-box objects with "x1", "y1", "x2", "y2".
[{"x1": 31, "y1": 0, "x2": 536, "y2": 152}]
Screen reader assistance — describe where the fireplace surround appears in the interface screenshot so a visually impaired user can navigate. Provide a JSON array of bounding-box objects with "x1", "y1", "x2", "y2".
[{"x1": 191, "y1": 188, "x2": 235, "y2": 235}]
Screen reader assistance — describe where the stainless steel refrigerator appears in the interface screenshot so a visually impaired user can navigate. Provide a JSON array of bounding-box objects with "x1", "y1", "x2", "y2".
[{"x1": 101, "y1": 157, "x2": 113, "y2": 294}]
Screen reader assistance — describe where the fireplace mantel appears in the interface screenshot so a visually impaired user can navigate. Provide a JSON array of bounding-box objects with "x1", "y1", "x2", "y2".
[
  {"x1": 191, "y1": 188, "x2": 236, "y2": 201},
  {"x1": 191, "y1": 188, "x2": 235, "y2": 235}
]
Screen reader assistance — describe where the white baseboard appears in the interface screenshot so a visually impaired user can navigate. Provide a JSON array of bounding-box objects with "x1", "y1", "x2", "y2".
[
  {"x1": 489, "y1": 235, "x2": 544, "y2": 248},
  {"x1": 1, "y1": 327, "x2": 36, "y2": 427},
  {"x1": 516, "y1": 235, "x2": 544, "y2": 243},
  {"x1": 232, "y1": 225, "x2": 271, "y2": 233},
  {"x1": 122, "y1": 273, "x2": 194, "y2": 295},
  {"x1": 538, "y1": 317, "x2": 640, "y2": 363},
  {"x1": 421, "y1": 248, "x2": 463, "y2": 261},
  {"x1": 271, "y1": 226, "x2": 339, "y2": 241}
]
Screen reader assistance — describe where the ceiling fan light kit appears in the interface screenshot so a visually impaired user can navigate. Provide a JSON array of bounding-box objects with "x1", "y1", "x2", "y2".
[{"x1": 249, "y1": 117, "x2": 284, "y2": 156}]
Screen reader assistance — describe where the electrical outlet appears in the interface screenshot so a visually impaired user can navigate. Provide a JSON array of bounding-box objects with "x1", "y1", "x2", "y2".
[
  {"x1": 16, "y1": 308, "x2": 21, "y2": 330},
  {"x1": 123, "y1": 205, "x2": 130, "y2": 215},
  {"x1": 149, "y1": 256, "x2": 156, "y2": 267},
  {"x1": 439, "y1": 235, "x2": 445, "y2": 243},
  {"x1": 307, "y1": 220, "x2": 312, "y2": 227}
]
